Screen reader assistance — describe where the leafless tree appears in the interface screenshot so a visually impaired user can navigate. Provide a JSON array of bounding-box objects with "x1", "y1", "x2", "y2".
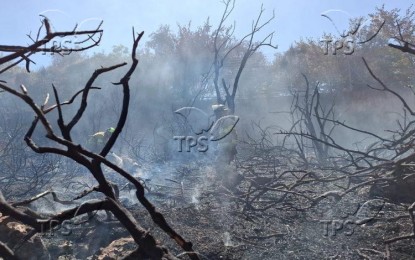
[
  {"x1": 211, "y1": 0, "x2": 277, "y2": 114},
  {"x1": 207, "y1": 13, "x2": 415, "y2": 258},
  {"x1": 0, "y1": 16, "x2": 199, "y2": 259},
  {"x1": 279, "y1": 74, "x2": 337, "y2": 166}
]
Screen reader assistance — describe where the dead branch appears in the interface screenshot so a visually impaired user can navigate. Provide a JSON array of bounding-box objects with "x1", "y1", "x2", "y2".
[
  {"x1": 0, "y1": 17, "x2": 103, "y2": 73},
  {"x1": 212, "y1": 0, "x2": 277, "y2": 113},
  {"x1": 0, "y1": 191, "x2": 177, "y2": 259},
  {"x1": 0, "y1": 241, "x2": 17, "y2": 260},
  {"x1": 0, "y1": 16, "x2": 198, "y2": 259},
  {"x1": 384, "y1": 202, "x2": 415, "y2": 245},
  {"x1": 11, "y1": 190, "x2": 77, "y2": 207}
]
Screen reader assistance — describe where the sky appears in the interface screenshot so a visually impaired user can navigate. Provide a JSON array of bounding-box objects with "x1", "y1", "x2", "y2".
[{"x1": 0, "y1": 0, "x2": 413, "y2": 68}]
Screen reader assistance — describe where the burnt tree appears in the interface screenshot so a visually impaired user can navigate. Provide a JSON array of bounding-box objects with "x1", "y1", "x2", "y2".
[
  {"x1": 0, "y1": 16, "x2": 200, "y2": 260},
  {"x1": 211, "y1": 0, "x2": 277, "y2": 114}
]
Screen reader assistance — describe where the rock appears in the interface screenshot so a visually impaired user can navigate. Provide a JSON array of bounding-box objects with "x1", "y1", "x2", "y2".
[
  {"x1": 93, "y1": 237, "x2": 135, "y2": 260},
  {"x1": 0, "y1": 213, "x2": 50, "y2": 260}
]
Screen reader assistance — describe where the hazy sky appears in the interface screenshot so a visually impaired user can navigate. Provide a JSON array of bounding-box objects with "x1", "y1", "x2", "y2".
[{"x1": 1, "y1": 0, "x2": 413, "y2": 67}]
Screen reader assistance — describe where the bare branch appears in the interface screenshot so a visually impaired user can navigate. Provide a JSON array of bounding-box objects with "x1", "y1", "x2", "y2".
[
  {"x1": 0, "y1": 16, "x2": 103, "y2": 73},
  {"x1": 362, "y1": 57, "x2": 415, "y2": 115}
]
